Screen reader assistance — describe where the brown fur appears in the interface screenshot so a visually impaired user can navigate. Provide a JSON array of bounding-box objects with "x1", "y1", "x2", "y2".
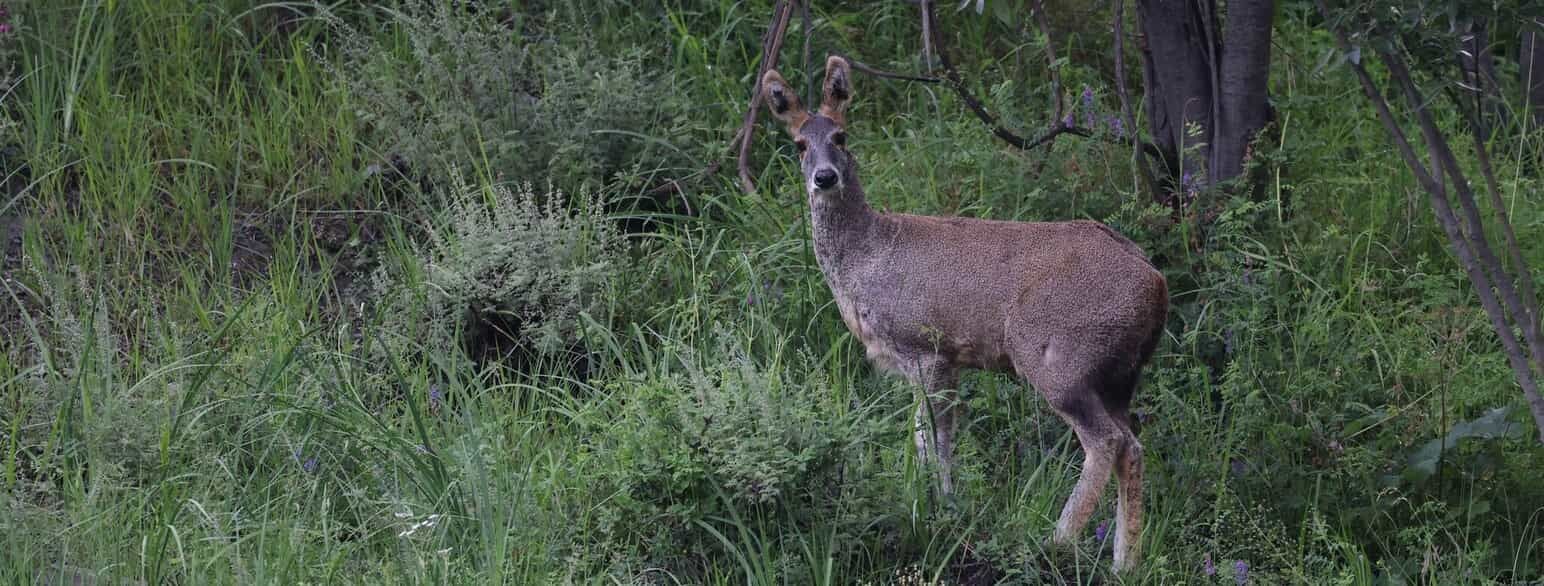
[{"x1": 762, "y1": 56, "x2": 1168, "y2": 573}]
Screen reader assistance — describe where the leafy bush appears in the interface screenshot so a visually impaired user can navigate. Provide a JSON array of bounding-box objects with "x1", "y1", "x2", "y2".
[
  {"x1": 329, "y1": 0, "x2": 690, "y2": 191},
  {"x1": 578, "y1": 334, "x2": 897, "y2": 574},
  {"x1": 370, "y1": 172, "x2": 620, "y2": 359}
]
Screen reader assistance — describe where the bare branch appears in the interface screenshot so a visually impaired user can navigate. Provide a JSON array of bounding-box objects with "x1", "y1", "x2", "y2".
[
  {"x1": 1030, "y1": 0, "x2": 1063, "y2": 122},
  {"x1": 735, "y1": 0, "x2": 796, "y2": 194},
  {"x1": 801, "y1": 0, "x2": 814, "y2": 106},
  {"x1": 919, "y1": 0, "x2": 1162, "y2": 158},
  {"x1": 840, "y1": 55, "x2": 942, "y2": 84},
  {"x1": 1112, "y1": 0, "x2": 1159, "y2": 195}
]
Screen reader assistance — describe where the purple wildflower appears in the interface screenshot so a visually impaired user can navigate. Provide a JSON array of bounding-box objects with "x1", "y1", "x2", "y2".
[
  {"x1": 1095, "y1": 520, "x2": 1109, "y2": 544},
  {"x1": 1203, "y1": 553, "x2": 1216, "y2": 576},
  {"x1": 294, "y1": 450, "x2": 317, "y2": 473},
  {"x1": 1181, "y1": 170, "x2": 1202, "y2": 199},
  {"x1": 1062, "y1": 113, "x2": 1074, "y2": 129},
  {"x1": 1234, "y1": 560, "x2": 1249, "y2": 584},
  {"x1": 745, "y1": 292, "x2": 757, "y2": 307},
  {"x1": 428, "y1": 384, "x2": 443, "y2": 412},
  {"x1": 1108, "y1": 116, "x2": 1124, "y2": 137},
  {"x1": 763, "y1": 279, "x2": 785, "y2": 302},
  {"x1": 0, "y1": 24, "x2": 11, "y2": 35},
  {"x1": 1082, "y1": 87, "x2": 1096, "y2": 127}
]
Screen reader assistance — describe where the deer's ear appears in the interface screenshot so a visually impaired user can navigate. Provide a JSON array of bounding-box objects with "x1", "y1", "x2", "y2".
[
  {"x1": 820, "y1": 56, "x2": 852, "y2": 121},
  {"x1": 761, "y1": 70, "x2": 807, "y2": 130}
]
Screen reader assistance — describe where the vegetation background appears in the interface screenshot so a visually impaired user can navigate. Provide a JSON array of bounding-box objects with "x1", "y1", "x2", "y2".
[{"x1": 1, "y1": 0, "x2": 1542, "y2": 584}]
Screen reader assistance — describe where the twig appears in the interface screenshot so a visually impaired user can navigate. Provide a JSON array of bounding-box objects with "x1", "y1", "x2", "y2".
[
  {"x1": 841, "y1": 55, "x2": 942, "y2": 84},
  {"x1": 801, "y1": 0, "x2": 814, "y2": 106},
  {"x1": 1112, "y1": 0, "x2": 1159, "y2": 194},
  {"x1": 921, "y1": 0, "x2": 935, "y2": 71},
  {"x1": 919, "y1": 0, "x2": 1163, "y2": 158},
  {"x1": 1199, "y1": 0, "x2": 1223, "y2": 176},
  {"x1": 1028, "y1": 0, "x2": 1062, "y2": 176},
  {"x1": 735, "y1": 0, "x2": 796, "y2": 194},
  {"x1": 1030, "y1": 0, "x2": 1064, "y2": 123}
]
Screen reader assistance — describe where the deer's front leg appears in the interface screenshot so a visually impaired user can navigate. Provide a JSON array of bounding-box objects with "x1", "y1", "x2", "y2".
[{"x1": 908, "y1": 359, "x2": 960, "y2": 496}]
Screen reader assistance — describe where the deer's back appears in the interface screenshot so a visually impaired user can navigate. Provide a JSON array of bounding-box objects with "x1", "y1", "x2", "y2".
[{"x1": 824, "y1": 213, "x2": 1165, "y2": 376}]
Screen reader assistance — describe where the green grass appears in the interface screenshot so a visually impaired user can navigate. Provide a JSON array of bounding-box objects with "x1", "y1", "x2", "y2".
[{"x1": 3, "y1": 0, "x2": 1544, "y2": 584}]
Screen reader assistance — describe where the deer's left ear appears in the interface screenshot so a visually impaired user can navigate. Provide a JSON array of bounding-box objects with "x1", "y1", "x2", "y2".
[{"x1": 820, "y1": 56, "x2": 853, "y2": 122}]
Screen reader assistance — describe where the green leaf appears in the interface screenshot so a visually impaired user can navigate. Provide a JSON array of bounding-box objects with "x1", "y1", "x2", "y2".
[
  {"x1": 1403, "y1": 407, "x2": 1524, "y2": 482},
  {"x1": 992, "y1": 0, "x2": 1016, "y2": 27}
]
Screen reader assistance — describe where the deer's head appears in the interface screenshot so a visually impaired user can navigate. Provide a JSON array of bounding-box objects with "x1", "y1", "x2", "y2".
[{"x1": 762, "y1": 56, "x2": 854, "y2": 197}]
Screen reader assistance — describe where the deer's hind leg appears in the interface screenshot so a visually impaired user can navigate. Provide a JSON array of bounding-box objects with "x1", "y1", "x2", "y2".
[
  {"x1": 1042, "y1": 387, "x2": 1125, "y2": 548},
  {"x1": 1108, "y1": 404, "x2": 1144, "y2": 572}
]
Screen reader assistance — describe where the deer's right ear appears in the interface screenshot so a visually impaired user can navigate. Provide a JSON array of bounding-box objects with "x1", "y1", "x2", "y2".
[{"x1": 761, "y1": 70, "x2": 807, "y2": 131}]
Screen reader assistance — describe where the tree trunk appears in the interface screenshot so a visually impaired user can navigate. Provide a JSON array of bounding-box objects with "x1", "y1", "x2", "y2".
[
  {"x1": 1135, "y1": 0, "x2": 1215, "y2": 185},
  {"x1": 1134, "y1": 0, "x2": 1273, "y2": 198},
  {"x1": 1523, "y1": 18, "x2": 1544, "y2": 129},
  {"x1": 1459, "y1": 19, "x2": 1506, "y2": 138},
  {"x1": 1212, "y1": 0, "x2": 1274, "y2": 183}
]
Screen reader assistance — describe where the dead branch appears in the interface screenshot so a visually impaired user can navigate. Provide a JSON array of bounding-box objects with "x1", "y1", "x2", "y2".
[
  {"x1": 735, "y1": 0, "x2": 796, "y2": 194},
  {"x1": 801, "y1": 0, "x2": 814, "y2": 106},
  {"x1": 1030, "y1": 0, "x2": 1063, "y2": 123},
  {"x1": 919, "y1": 0, "x2": 1163, "y2": 159},
  {"x1": 841, "y1": 55, "x2": 942, "y2": 84},
  {"x1": 1111, "y1": 0, "x2": 1159, "y2": 195}
]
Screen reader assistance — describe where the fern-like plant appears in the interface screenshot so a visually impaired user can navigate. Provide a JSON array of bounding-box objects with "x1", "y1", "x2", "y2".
[{"x1": 371, "y1": 171, "x2": 620, "y2": 360}]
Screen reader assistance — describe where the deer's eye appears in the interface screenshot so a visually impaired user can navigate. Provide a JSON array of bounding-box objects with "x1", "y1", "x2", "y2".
[
  {"x1": 795, "y1": 140, "x2": 808, "y2": 153},
  {"x1": 831, "y1": 132, "x2": 847, "y2": 146}
]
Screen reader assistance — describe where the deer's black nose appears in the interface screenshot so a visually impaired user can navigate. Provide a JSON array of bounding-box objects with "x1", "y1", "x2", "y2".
[{"x1": 814, "y1": 169, "x2": 838, "y2": 189}]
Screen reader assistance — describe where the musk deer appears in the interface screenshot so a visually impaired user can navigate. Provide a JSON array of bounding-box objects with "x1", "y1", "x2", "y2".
[{"x1": 761, "y1": 56, "x2": 1168, "y2": 572}]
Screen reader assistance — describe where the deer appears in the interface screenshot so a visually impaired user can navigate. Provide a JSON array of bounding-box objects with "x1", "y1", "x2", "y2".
[{"x1": 759, "y1": 56, "x2": 1168, "y2": 572}]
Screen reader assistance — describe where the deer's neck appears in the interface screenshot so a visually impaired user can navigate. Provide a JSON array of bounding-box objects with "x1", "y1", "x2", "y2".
[{"x1": 808, "y1": 173, "x2": 878, "y2": 285}]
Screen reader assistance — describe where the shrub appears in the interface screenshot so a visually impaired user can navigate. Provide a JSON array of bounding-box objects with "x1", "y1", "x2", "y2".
[
  {"x1": 578, "y1": 334, "x2": 897, "y2": 574},
  {"x1": 370, "y1": 172, "x2": 621, "y2": 360},
  {"x1": 328, "y1": 0, "x2": 690, "y2": 191}
]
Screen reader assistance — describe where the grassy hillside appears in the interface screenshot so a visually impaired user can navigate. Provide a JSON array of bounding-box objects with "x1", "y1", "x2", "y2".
[{"x1": 2, "y1": 1, "x2": 1542, "y2": 583}]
